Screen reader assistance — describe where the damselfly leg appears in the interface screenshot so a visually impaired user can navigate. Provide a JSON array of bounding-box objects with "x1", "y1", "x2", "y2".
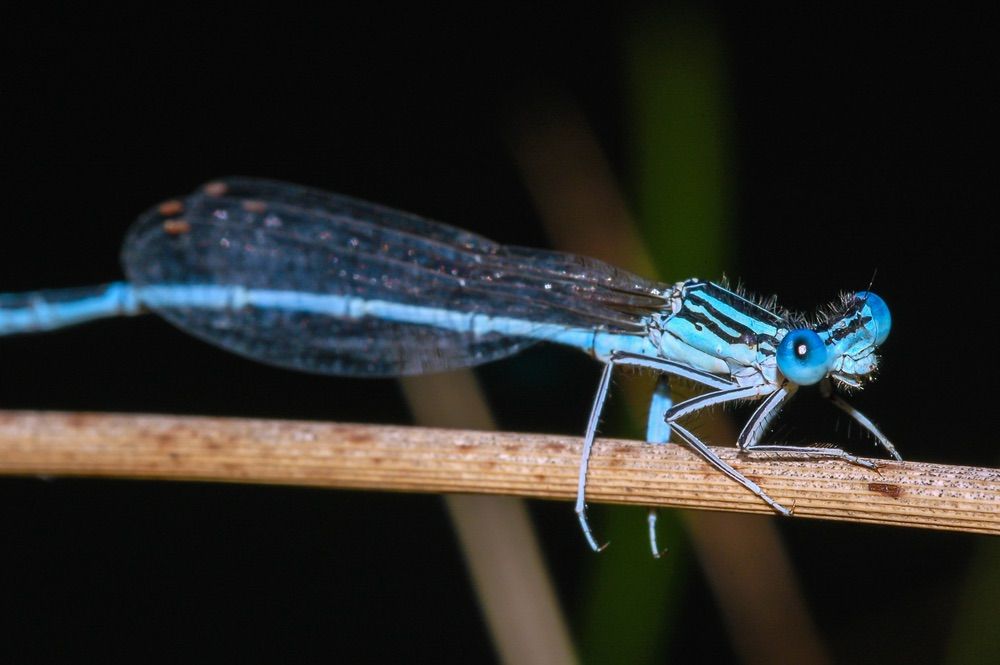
[
  {"x1": 576, "y1": 351, "x2": 736, "y2": 552},
  {"x1": 736, "y1": 385, "x2": 881, "y2": 470},
  {"x1": 663, "y1": 386, "x2": 794, "y2": 516},
  {"x1": 820, "y1": 379, "x2": 901, "y2": 460},
  {"x1": 646, "y1": 374, "x2": 672, "y2": 558}
]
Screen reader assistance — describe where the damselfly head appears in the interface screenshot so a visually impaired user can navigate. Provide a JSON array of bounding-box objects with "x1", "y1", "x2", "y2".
[
  {"x1": 777, "y1": 292, "x2": 891, "y2": 387},
  {"x1": 822, "y1": 291, "x2": 891, "y2": 385}
]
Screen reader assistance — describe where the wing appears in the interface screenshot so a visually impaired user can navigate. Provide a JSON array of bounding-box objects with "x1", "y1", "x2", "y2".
[{"x1": 122, "y1": 176, "x2": 671, "y2": 376}]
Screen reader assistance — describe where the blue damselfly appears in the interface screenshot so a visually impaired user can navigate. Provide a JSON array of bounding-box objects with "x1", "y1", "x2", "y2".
[{"x1": 0, "y1": 177, "x2": 898, "y2": 553}]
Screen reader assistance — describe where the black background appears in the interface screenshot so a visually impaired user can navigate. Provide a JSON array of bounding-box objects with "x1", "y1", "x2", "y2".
[{"x1": 2, "y1": 4, "x2": 997, "y2": 663}]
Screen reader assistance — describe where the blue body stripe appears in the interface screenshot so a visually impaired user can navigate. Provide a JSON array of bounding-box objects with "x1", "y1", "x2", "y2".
[{"x1": 0, "y1": 282, "x2": 660, "y2": 360}]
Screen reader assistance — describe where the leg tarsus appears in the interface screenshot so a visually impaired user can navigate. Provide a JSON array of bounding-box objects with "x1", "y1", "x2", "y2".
[
  {"x1": 740, "y1": 444, "x2": 880, "y2": 471},
  {"x1": 647, "y1": 508, "x2": 667, "y2": 558},
  {"x1": 576, "y1": 507, "x2": 608, "y2": 552},
  {"x1": 821, "y1": 380, "x2": 902, "y2": 461}
]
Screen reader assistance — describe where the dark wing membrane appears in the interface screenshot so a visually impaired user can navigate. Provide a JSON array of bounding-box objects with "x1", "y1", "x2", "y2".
[
  {"x1": 211, "y1": 177, "x2": 670, "y2": 325},
  {"x1": 122, "y1": 177, "x2": 669, "y2": 376}
]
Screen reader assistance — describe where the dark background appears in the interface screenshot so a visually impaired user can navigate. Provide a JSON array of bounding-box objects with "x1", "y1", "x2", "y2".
[{"x1": 2, "y1": 4, "x2": 997, "y2": 663}]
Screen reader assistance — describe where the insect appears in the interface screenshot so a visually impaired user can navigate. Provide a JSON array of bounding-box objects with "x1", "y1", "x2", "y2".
[{"x1": 0, "y1": 177, "x2": 898, "y2": 553}]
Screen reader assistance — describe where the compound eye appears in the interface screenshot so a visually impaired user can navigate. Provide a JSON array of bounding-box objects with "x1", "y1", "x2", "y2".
[
  {"x1": 777, "y1": 329, "x2": 828, "y2": 385},
  {"x1": 855, "y1": 291, "x2": 891, "y2": 346}
]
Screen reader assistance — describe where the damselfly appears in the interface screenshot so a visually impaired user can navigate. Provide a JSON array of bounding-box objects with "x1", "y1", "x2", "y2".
[{"x1": 0, "y1": 177, "x2": 898, "y2": 553}]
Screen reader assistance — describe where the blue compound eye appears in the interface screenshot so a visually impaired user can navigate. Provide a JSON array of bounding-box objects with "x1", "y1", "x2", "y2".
[
  {"x1": 777, "y1": 329, "x2": 828, "y2": 385},
  {"x1": 855, "y1": 291, "x2": 891, "y2": 346}
]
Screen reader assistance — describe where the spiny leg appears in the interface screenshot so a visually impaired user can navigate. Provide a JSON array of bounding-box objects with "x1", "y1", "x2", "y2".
[
  {"x1": 610, "y1": 351, "x2": 735, "y2": 391},
  {"x1": 820, "y1": 379, "x2": 902, "y2": 461},
  {"x1": 576, "y1": 361, "x2": 614, "y2": 552},
  {"x1": 646, "y1": 374, "x2": 673, "y2": 445},
  {"x1": 664, "y1": 384, "x2": 794, "y2": 516},
  {"x1": 738, "y1": 384, "x2": 879, "y2": 470},
  {"x1": 576, "y1": 352, "x2": 737, "y2": 552},
  {"x1": 646, "y1": 375, "x2": 671, "y2": 558},
  {"x1": 616, "y1": 352, "x2": 734, "y2": 556}
]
